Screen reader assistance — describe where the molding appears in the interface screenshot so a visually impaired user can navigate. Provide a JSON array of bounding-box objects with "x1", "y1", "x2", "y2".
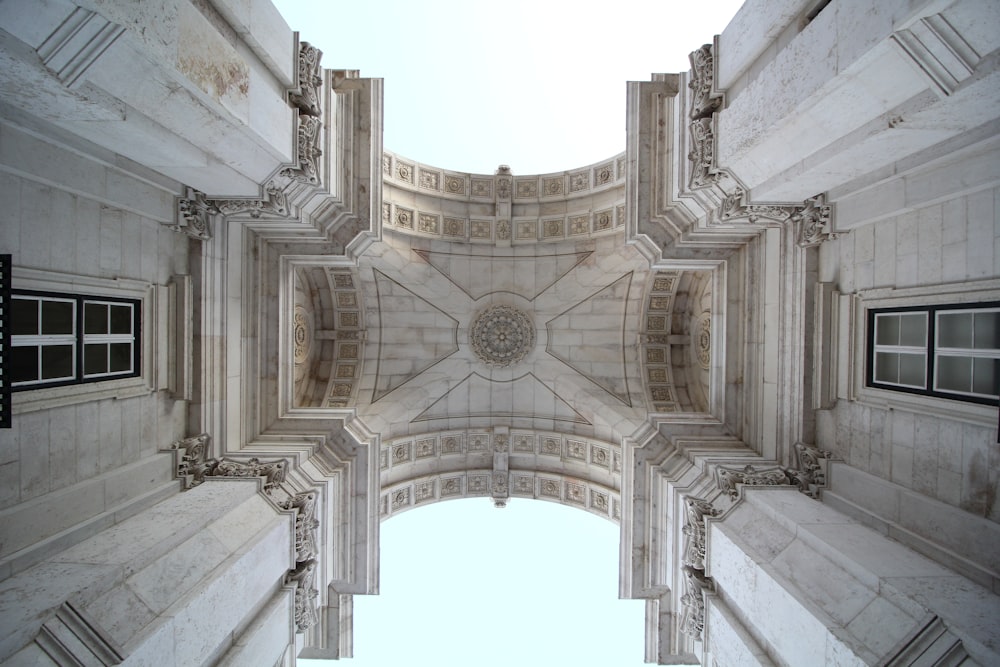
[
  {"x1": 37, "y1": 7, "x2": 125, "y2": 89},
  {"x1": 36, "y1": 602, "x2": 124, "y2": 666}
]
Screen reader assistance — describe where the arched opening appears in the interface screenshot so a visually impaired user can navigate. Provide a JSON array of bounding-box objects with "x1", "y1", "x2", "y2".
[{"x1": 326, "y1": 498, "x2": 646, "y2": 666}]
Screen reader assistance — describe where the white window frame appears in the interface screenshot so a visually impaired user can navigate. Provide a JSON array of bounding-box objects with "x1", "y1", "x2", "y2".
[
  {"x1": 850, "y1": 279, "x2": 1000, "y2": 426},
  {"x1": 10, "y1": 268, "x2": 155, "y2": 414}
]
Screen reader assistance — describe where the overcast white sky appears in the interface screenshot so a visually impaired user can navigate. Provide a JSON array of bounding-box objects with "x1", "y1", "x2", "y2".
[{"x1": 271, "y1": 1, "x2": 744, "y2": 664}]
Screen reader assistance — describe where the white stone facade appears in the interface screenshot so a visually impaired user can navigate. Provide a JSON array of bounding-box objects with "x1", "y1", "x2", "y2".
[{"x1": 0, "y1": 0, "x2": 997, "y2": 664}]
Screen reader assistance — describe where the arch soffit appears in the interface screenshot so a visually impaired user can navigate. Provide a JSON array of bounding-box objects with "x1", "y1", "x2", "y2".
[{"x1": 378, "y1": 429, "x2": 623, "y2": 525}]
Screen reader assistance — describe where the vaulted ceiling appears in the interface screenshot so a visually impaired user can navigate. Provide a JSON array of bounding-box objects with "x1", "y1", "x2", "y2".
[{"x1": 291, "y1": 153, "x2": 716, "y2": 450}]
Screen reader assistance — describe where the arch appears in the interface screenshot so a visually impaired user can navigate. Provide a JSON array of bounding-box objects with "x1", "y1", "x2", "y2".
[{"x1": 378, "y1": 429, "x2": 623, "y2": 523}]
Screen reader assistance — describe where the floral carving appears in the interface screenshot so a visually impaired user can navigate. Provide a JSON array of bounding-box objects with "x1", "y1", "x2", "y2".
[
  {"x1": 696, "y1": 313, "x2": 712, "y2": 370},
  {"x1": 784, "y1": 443, "x2": 833, "y2": 498},
  {"x1": 469, "y1": 304, "x2": 535, "y2": 368},
  {"x1": 688, "y1": 117, "x2": 721, "y2": 188},
  {"x1": 681, "y1": 496, "x2": 720, "y2": 571},
  {"x1": 174, "y1": 189, "x2": 214, "y2": 240},
  {"x1": 168, "y1": 434, "x2": 217, "y2": 489},
  {"x1": 280, "y1": 114, "x2": 322, "y2": 185},
  {"x1": 492, "y1": 472, "x2": 509, "y2": 508},
  {"x1": 716, "y1": 464, "x2": 791, "y2": 499},
  {"x1": 281, "y1": 492, "x2": 319, "y2": 563},
  {"x1": 293, "y1": 306, "x2": 311, "y2": 365},
  {"x1": 209, "y1": 457, "x2": 287, "y2": 494},
  {"x1": 719, "y1": 187, "x2": 795, "y2": 224},
  {"x1": 288, "y1": 42, "x2": 323, "y2": 117},
  {"x1": 688, "y1": 44, "x2": 721, "y2": 121},
  {"x1": 792, "y1": 194, "x2": 835, "y2": 247},
  {"x1": 680, "y1": 565, "x2": 713, "y2": 640},
  {"x1": 496, "y1": 219, "x2": 511, "y2": 240},
  {"x1": 286, "y1": 559, "x2": 319, "y2": 633},
  {"x1": 211, "y1": 181, "x2": 289, "y2": 219}
]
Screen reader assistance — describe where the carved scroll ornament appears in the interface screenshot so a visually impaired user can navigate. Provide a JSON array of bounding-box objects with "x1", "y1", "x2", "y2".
[
  {"x1": 681, "y1": 496, "x2": 721, "y2": 571},
  {"x1": 679, "y1": 565, "x2": 714, "y2": 640},
  {"x1": 169, "y1": 433, "x2": 217, "y2": 489},
  {"x1": 286, "y1": 559, "x2": 319, "y2": 633},
  {"x1": 208, "y1": 456, "x2": 288, "y2": 494},
  {"x1": 716, "y1": 463, "x2": 791, "y2": 499},
  {"x1": 792, "y1": 194, "x2": 835, "y2": 247},
  {"x1": 288, "y1": 41, "x2": 323, "y2": 117},
  {"x1": 281, "y1": 491, "x2": 319, "y2": 563}
]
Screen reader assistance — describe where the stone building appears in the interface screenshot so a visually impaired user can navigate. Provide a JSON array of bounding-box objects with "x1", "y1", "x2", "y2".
[{"x1": 0, "y1": 0, "x2": 998, "y2": 664}]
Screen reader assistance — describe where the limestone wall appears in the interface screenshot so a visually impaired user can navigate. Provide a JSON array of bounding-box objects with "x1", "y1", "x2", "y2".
[
  {"x1": 0, "y1": 117, "x2": 188, "y2": 575},
  {"x1": 814, "y1": 148, "x2": 1000, "y2": 523}
]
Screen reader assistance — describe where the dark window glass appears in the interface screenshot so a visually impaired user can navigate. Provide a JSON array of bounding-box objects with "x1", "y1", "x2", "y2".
[
  {"x1": 84, "y1": 303, "x2": 108, "y2": 335},
  {"x1": 12, "y1": 299, "x2": 38, "y2": 336},
  {"x1": 41, "y1": 345, "x2": 74, "y2": 380}
]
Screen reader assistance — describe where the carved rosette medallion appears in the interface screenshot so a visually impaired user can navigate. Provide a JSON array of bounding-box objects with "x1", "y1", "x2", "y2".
[{"x1": 469, "y1": 305, "x2": 535, "y2": 368}]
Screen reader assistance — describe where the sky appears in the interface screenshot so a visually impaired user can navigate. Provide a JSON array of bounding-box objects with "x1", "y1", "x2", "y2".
[
  {"x1": 272, "y1": 0, "x2": 745, "y2": 175},
  {"x1": 270, "y1": 1, "x2": 745, "y2": 664}
]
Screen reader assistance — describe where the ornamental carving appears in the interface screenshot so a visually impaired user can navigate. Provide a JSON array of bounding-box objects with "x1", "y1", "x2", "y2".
[
  {"x1": 288, "y1": 42, "x2": 323, "y2": 117},
  {"x1": 688, "y1": 44, "x2": 721, "y2": 121},
  {"x1": 496, "y1": 219, "x2": 511, "y2": 240},
  {"x1": 174, "y1": 189, "x2": 214, "y2": 240},
  {"x1": 492, "y1": 472, "x2": 509, "y2": 508},
  {"x1": 495, "y1": 165, "x2": 512, "y2": 200},
  {"x1": 680, "y1": 565, "x2": 713, "y2": 640},
  {"x1": 293, "y1": 305, "x2": 311, "y2": 365},
  {"x1": 286, "y1": 559, "x2": 319, "y2": 633},
  {"x1": 696, "y1": 313, "x2": 712, "y2": 370},
  {"x1": 784, "y1": 443, "x2": 833, "y2": 498},
  {"x1": 493, "y1": 434, "x2": 509, "y2": 452},
  {"x1": 281, "y1": 491, "x2": 319, "y2": 563},
  {"x1": 681, "y1": 496, "x2": 720, "y2": 571},
  {"x1": 168, "y1": 433, "x2": 217, "y2": 489},
  {"x1": 210, "y1": 181, "x2": 289, "y2": 219},
  {"x1": 688, "y1": 117, "x2": 721, "y2": 189},
  {"x1": 792, "y1": 194, "x2": 835, "y2": 247},
  {"x1": 280, "y1": 114, "x2": 322, "y2": 185},
  {"x1": 716, "y1": 464, "x2": 791, "y2": 499},
  {"x1": 469, "y1": 304, "x2": 535, "y2": 368},
  {"x1": 719, "y1": 187, "x2": 795, "y2": 224},
  {"x1": 209, "y1": 457, "x2": 287, "y2": 494}
]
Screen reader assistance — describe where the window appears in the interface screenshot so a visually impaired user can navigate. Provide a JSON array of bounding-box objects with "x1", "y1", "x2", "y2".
[
  {"x1": 868, "y1": 303, "x2": 1000, "y2": 405},
  {"x1": 11, "y1": 291, "x2": 140, "y2": 390}
]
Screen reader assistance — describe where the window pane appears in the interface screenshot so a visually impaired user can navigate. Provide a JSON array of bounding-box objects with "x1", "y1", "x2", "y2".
[
  {"x1": 875, "y1": 315, "x2": 900, "y2": 346},
  {"x1": 41, "y1": 300, "x2": 74, "y2": 335},
  {"x1": 973, "y1": 312, "x2": 999, "y2": 350},
  {"x1": 109, "y1": 343, "x2": 132, "y2": 373},
  {"x1": 84, "y1": 303, "x2": 108, "y2": 335},
  {"x1": 11, "y1": 346, "x2": 39, "y2": 382},
  {"x1": 84, "y1": 343, "x2": 108, "y2": 375},
  {"x1": 898, "y1": 353, "x2": 926, "y2": 387},
  {"x1": 12, "y1": 298, "x2": 38, "y2": 336},
  {"x1": 110, "y1": 305, "x2": 132, "y2": 335},
  {"x1": 972, "y1": 358, "x2": 998, "y2": 396},
  {"x1": 937, "y1": 355, "x2": 972, "y2": 393},
  {"x1": 41, "y1": 345, "x2": 74, "y2": 380},
  {"x1": 874, "y1": 352, "x2": 898, "y2": 383},
  {"x1": 938, "y1": 313, "x2": 973, "y2": 348},
  {"x1": 899, "y1": 313, "x2": 927, "y2": 347}
]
